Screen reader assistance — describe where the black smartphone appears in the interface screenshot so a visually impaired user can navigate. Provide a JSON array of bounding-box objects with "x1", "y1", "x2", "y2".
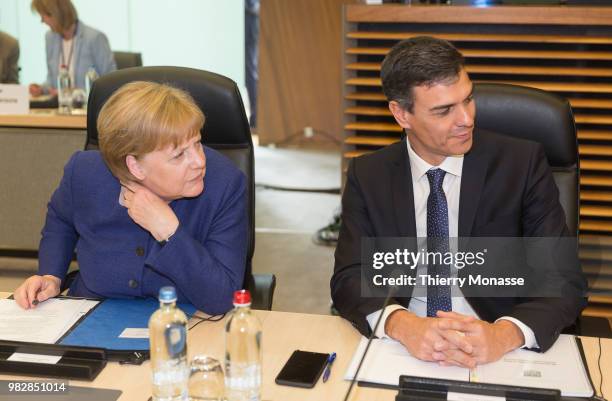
[{"x1": 275, "y1": 350, "x2": 329, "y2": 388}]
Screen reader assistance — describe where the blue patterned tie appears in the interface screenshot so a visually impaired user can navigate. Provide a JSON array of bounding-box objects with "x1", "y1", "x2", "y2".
[{"x1": 426, "y1": 168, "x2": 452, "y2": 317}]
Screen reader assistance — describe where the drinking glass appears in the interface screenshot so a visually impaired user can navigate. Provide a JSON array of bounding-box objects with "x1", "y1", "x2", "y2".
[{"x1": 188, "y1": 355, "x2": 224, "y2": 401}]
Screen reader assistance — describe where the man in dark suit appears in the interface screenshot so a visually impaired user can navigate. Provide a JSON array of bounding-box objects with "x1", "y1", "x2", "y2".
[{"x1": 331, "y1": 36, "x2": 587, "y2": 368}]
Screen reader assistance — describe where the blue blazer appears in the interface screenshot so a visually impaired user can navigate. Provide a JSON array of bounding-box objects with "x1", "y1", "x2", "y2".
[
  {"x1": 44, "y1": 20, "x2": 116, "y2": 90},
  {"x1": 38, "y1": 147, "x2": 247, "y2": 315}
]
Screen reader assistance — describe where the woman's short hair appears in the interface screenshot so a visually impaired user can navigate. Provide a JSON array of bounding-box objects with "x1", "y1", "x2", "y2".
[
  {"x1": 97, "y1": 81, "x2": 205, "y2": 183},
  {"x1": 31, "y1": 0, "x2": 78, "y2": 32}
]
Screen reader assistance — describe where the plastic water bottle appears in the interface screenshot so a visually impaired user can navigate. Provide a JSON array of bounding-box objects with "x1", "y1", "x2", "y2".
[
  {"x1": 149, "y1": 286, "x2": 189, "y2": 401},
  {"x1": 85, "y1": 66, "x2": 98, "y2": 97},
  {"x1": 57, "y1": 65, "x2": 72, "y2": 114},
  {"x1": 225, "y1": 290, "x2": 262, "y2": 401}
]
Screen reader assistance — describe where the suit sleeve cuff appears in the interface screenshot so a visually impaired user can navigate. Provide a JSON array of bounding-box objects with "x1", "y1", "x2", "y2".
[
  {"x1": 366, "y1": 305, "x2": 407, "y2": 339},
  {"x1": 496, "y1": 316, "x2": 540, "y2": 349}
]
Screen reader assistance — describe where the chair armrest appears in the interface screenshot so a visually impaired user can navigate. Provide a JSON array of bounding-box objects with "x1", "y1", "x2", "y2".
[{"x1": 249, "y1": 273, "x2": 276, "y2": 311}]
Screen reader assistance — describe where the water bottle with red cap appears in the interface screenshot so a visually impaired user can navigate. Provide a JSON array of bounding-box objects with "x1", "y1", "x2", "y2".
[{"x1": 224, "y1": 289, "x2": 262, "y2": 401}]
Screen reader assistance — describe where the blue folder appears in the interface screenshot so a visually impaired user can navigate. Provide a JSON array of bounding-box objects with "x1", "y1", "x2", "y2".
[{"x1": 59, "y1": 298, "x2": 196, "y2": 351}]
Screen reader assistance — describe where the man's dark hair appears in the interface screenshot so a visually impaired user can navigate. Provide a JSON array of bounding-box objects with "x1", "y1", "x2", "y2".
[{"x1": 381, "y1": 36, "x2": 465, "y2": 112}]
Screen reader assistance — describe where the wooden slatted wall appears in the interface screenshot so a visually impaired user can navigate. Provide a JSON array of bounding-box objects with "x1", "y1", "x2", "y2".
[{"x1": 343, "y1": 5, "x2": 612, "y2": 318}]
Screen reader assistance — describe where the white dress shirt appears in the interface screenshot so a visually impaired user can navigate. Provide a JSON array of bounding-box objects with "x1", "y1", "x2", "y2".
[{"x1": 366, "y1": 138, "x2": 538, "y2": 349}]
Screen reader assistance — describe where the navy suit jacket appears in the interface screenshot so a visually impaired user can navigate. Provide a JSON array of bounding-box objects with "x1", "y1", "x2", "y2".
[
  {"x1": 38, "y1": 147, "x2": 247, "y2": 315},
  {"x1": 331, "y1": 129, "x2": 587, "y2": 352}
]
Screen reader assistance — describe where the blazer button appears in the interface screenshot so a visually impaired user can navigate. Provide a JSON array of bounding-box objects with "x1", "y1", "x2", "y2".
[
  {"x1": 136, "y1": 246, "x2": 145, "y2": 257},
  {"x1": 128, "y1": 279, "x2": 139, "y2": 289}
]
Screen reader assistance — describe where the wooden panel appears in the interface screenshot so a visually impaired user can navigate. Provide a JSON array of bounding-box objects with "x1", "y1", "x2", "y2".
[
  {"x1": 569, "y1": 99, "x2": 612, "y2": 109},
  {"x1": 581, "y1": 220, "x2": 612, "y2": 232},
  {"x1": 582, "y1": 176, "x2": 612, "y2": 187},
  {"x1": 582, "y1": 160, "x2": 612, "y2": 172},
  {"x1": 346, "y1": 77, "x2": 612, "y2": 94},
  {"x1": 345, "y1": 135, "x2": 398, "y2": 146},
  {"x1": 590, "y1": 295, "x2": 612, "y2": 304},
  {"x1": 346, "y1": 47, "x2": 612, "y2": 60},
  {"x1": 575, "y1": 116, "x2": 612, "y2": 125},
  {"x1": 344, "y1": 150, "x2": 370, "y2": 159},
  {"x1": 344, "y1": 122, "x2": 401, "y2": 132},
  {"x1": 346, "y1": 31, "x2": 612, "y2": 45},
  {"x1": 478, "y1": 80, "x2": 612, "y2": 94},
  {"x1": 346, "y1": 5, "x2": 612, "y2": 26},
  {"x1": 582, "y1": 205, "x2": 612, "y2": 218},
  {"x1": 467, "y1": 65, "x2": 612, "y2": 78},
  {"x1": 346, "y1": 77, "x2": 379, "y2": 86},
  {"x1": 581, "y1": 191, "x2": 612, "y2": 202},
  {"x1": 345, "y1": 92, "x2": 386, "y2": 101},
  {"x1": 348, "y1": 63, "x2": 612, "y2": 78},
  {"x1": 580, "y1": 145, "x2": 612, "y2": 157},
  {"x1": 578, "y1": 131, "x2": 612, "y2": 141},
  {"x1": 345, "y1": 106, "x2": 391, "y2": 116},
  {"x1": 257, "y1": 0, "x2": 356, "y2": 145},
  {"x1": 582, "y1": 236, "x2": 612, "y2": 247},
  {"x1": 582, "y1": 304, "x2": 612, "y2": 319}
]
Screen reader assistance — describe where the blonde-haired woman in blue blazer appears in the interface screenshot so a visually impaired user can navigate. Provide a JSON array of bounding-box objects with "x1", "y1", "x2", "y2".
[{"x1": 15, "y1": 81, "x2": 248, "y2": 315}]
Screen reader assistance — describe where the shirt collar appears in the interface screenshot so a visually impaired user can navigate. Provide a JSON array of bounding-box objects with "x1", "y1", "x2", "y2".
[{"x1": 406, "y1": 137, "x2": 464, "y2": 181}]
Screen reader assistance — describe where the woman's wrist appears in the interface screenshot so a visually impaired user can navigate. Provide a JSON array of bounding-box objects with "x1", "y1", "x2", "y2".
[{"x1": 155, "y1": 221, "x2": 178, "y2": 243}]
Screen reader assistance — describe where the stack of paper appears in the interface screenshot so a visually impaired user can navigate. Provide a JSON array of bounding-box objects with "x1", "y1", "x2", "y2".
[
  {"x1": 0, "y1": 298, "x2": 99, "y2": 344},
  {"x1": 345, "y1": 334, "x2": 593, "y2": 397}
]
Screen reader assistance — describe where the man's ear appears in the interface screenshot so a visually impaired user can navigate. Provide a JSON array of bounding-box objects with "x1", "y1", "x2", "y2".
[
  {"x1": 389, "y1": 101, "x2": 413, "y2": 130},
  {"x1": 125, "y1": 155, "x2": 146, "y2": 181}
]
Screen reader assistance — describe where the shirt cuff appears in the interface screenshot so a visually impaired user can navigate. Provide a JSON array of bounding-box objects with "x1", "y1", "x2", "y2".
[
  {"x1": 496, "y1": 316, "x2": 539, "y2": 349},
  {"x1": 366, "y1": 305, "x2": 407, "y2": 339}
]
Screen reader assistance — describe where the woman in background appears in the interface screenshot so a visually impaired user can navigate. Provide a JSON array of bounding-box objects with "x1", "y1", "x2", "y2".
[
  {"x1": 15, "y1": 81, "x2": 247, "y2": 314},
  {"x1": 29, "y1": 0, "x2": 116, "y2": 96}
]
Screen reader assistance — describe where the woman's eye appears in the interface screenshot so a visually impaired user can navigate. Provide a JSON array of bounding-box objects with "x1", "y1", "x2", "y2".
[{"x1": 174, "y1": 152, "x2": 184, "y2": 159}]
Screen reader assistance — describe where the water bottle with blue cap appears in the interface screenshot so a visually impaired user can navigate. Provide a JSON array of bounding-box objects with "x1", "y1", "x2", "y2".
[{"x1": 149, "y1": 286, "x2": 189, "y2": 401}]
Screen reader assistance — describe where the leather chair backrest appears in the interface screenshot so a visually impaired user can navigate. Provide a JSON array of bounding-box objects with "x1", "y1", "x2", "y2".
[
  {"x1": 474, "y1": 83, "x2": 579, "y2": 235},
  {"x1": 85, "y1": 66, "x2": 255, "y2": 288},
  {"x1": 113, "y1": 52, "x2": 143, "y2": 70}
]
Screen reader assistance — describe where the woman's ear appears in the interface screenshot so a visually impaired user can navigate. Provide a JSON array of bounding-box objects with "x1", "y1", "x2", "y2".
[
  {"x1": 125, "y1": 155, "x2": 146, "y2": 181},
  {"x1": 389, "y1": 101, "x2": 413, "y2": 130}
]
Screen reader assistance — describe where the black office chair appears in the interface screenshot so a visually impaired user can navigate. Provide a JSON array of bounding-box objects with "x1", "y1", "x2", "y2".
[
  {"x1": 112, "y1": 51, "x2": 143, "y2": 70},
  {"x1": 473, "y1": 83, "x2": 578, "y2": 235},
  {"x1": 81, "y1": 66, "x2": 276, "y2": 310},
  {"x1": 473, "y1": 83, "x2": 609, "y2": 336}
]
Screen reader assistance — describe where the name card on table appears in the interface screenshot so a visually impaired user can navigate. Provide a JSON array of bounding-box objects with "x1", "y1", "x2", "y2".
[{"x1": 0, "y1": 84, "x2": 29, "y2": 115}]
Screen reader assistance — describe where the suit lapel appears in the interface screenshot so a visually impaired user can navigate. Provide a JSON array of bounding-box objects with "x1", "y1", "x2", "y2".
[
  {"x1": 459, "y1": 130, "x2": 488, "y2": 236},
  {"x1": 390, "y1": 140, "x2": 417, "y2": 237}
]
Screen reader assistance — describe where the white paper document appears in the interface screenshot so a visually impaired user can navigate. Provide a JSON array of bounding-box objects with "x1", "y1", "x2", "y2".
[
  {"x1": 345, "y1": 334, "x2": 593, "y2": 397},
  {"x1": 0, "y1": 298, "x2": 99, "y2": 344},
  {"x1": 119, "y1": 328, "x2": 149, "y2": 339},
  {"x1": 7, "y1": 352, "x2": 62, "y2": 365}
]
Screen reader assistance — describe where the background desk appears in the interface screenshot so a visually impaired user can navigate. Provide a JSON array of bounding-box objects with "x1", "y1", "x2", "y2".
[
  {"x1": 0, "y1": 111, "x2": 86, "y2": 252},
  {"x1": 0, "y1": 292, "x2": 609, "y2": 401}
]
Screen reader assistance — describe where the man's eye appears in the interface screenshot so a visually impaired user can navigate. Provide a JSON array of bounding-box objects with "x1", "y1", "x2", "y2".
[
  {"x1": 465, "y1": 95, "x2": 474, "y2": 104},
  {"x1": 436, "y1": 108, "x2": 451, "y2": 116}
]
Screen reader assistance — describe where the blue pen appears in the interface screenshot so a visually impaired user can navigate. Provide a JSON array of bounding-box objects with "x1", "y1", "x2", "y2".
[{"x1": 322, "y1": 352, "x2": 336, "y2": 383}]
